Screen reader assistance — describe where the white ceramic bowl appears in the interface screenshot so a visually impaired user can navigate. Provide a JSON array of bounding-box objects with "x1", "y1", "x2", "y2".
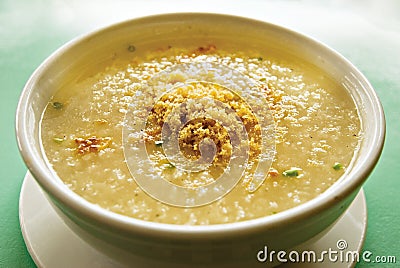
[{"x1": 16, "y1": 13, "x2": 385, "y2": 266}]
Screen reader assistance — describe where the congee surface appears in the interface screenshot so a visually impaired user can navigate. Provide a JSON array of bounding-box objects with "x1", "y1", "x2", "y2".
[{"x1": 41, "y1": 45, "x2": 361, "y2": 224}]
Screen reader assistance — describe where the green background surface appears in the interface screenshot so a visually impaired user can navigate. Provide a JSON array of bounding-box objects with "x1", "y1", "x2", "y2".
[{"x1": 1, "y1": 0, "x2": 399, "y2": 267}]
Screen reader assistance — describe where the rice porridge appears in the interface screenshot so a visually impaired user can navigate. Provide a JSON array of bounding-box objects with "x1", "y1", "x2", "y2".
[{"x1": 40, "y1": 44, "x2": 361, "y2": 224}]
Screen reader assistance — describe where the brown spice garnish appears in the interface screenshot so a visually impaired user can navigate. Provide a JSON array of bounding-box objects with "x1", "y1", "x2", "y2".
[
  {"x1": 75, "y1": 136, "x2": 112, "y2": 154},
  {"x1": 145, "y1": 82, "x2": 262, "y2": 161},
  {"x1": 268, "y1": 168, "x2": 279, "y2": 177},
  {"x1": 192, "y1": 44, "x2": 217, "y2": 55},
  {"x1": 178, "y1": 118, "x2": 232, "y2": 165}
]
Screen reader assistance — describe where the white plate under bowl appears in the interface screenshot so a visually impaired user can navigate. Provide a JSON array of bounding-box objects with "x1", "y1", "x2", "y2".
[{"x1": 19, "y1": 172, "x2": 367, "y2": 267}]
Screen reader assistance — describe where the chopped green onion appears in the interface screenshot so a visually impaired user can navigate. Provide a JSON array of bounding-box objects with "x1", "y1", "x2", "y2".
[
  {"x1": 53, "y1": 137, "x2": 64, "y2": 144},
  {"x1": 333, "y1": 162, "x2": 343, "y2": 170},
  {"x1": 283, "y1": 168, "x2": 301, "y2": 177},
  {"x1": 257, "y1": 56, "x2": 263, "y2": 61},
  {"x1": 51, "y1": 102, "x2": 63, "y2": 110},
  {"x1": 260, "y1": 77, "x2": 267, "y2": 82},
  {"x1": 166, "y1": 163, "x2": 175, "y2": 169},
  {"x1": 128, "y1": 45, "x2": 136, "y2": 52}
]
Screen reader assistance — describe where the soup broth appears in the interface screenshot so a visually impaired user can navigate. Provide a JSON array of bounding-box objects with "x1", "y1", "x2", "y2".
[{"x1": 41, "y1": 44, "x2": 361, "y2": 225}]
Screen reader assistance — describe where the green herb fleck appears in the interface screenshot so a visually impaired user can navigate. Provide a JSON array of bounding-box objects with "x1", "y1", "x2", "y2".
[
  {"x1": 53, "y1": 137, "x2": 65, "y2": 144},
  {"x1": 166, "y1": 163, "x2": 175, "y2": 169},
  {"x1": 155, "y1": 140, "x2": 163, "y2": 146},
  {"x1": 257, "y1": 56, "x2": 263, "y2": 61},
  {"x1": 260, "y1": 77, "x2": 267, "y2": 82},
  {"x1": 51, "y1": 102, "x2": 63, "y2": 110},
  {"x1": 128, "y1": 45, "x2": 136, "y2": 52},
  {"x1": 333, "y1": 162, "x2": 343, "y2": 171},
  {"x1": 283, "y1": 168, "x2": 301, "y2": 177}
]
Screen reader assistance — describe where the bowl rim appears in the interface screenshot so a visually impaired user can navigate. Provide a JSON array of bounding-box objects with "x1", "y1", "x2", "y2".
[{"x1": 15, "y1": 12, "x2": 385, "y2": 240}]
